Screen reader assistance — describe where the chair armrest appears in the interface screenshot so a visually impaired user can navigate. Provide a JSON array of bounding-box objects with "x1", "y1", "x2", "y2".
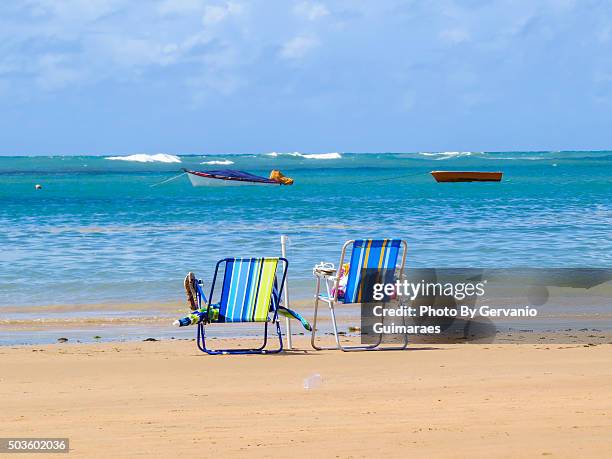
[
  {"x1": 313, "y1": 262, "x2": 336, "y2": 278},
  {"x1": 313, "y1": 268, "x2": 337, "y2": 279}
]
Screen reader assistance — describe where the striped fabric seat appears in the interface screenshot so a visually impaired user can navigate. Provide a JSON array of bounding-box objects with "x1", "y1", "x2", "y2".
[
  {"x1": 216, "y1": 257, "x2": 279, "y2": 322},
  {"x1": 343, "y1": 239, "x2": 402, "y2": 303}
]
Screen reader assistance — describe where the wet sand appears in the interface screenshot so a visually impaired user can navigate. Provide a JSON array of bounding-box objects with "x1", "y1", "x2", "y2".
[{"x1": 2, "y1": 299, "x2": 611, "y2": 345}]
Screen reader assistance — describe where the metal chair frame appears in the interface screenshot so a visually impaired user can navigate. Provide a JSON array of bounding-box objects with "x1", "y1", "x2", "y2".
[{"x1": 311, "y1": 240, "x2": 409, "y2": 352}]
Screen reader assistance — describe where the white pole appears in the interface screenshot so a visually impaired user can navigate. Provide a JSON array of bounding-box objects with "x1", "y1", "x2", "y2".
[{"x1": 280, "y1": 235, "x2": 293, "y2": 349}]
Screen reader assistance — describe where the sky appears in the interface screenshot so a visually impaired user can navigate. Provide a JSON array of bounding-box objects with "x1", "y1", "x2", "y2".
[{"x1": 1, "y1": 0, "x2": 612, "y2": 155}]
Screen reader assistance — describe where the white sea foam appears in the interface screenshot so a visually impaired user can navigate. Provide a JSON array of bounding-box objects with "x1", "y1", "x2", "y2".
[
  {"x1": 300, "y1": 152, "x2": 342, "y2": 159},
  {"x1": 420, "y1": 151, "x2": 473, "y2": 160},
  {"x1": 200, "y1": 159, "x2": 235, "y2": 165},
  {"x1": 479, "y1": 152, "x2": 551, "y2": 161},
  {"x1": 265, "y1": 151, "x2": 342, "y2": 160},
  {"x1": 424, "y1": 151, "x2": 549, "y2": 161},
  {"x1": 106, "y1": 153, "x2": 181, "y2": 163},
  {"x1": 481, "y1": 156, "x2": 545, "y2": 161}
]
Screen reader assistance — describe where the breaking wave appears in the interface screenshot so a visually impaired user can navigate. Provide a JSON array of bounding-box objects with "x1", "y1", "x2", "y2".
[
  {"x1": 300, "y1": 152, "x2": 342, "y2": 159},
  {"x1": 420, "y1": 151, "x2": 473, "y2": 160},
  {"x1": 265, "y1": 152, "x2": 342, "y2": 160},
  {"x1": 106, "y1": 154, "x2": 181, "y2": 163},
  {"x1": 200, "y1": 159, "x2": 235, "y2": 165},
  {"x1": 481, "y1": 156, "x2": 546, "y2": 161}
]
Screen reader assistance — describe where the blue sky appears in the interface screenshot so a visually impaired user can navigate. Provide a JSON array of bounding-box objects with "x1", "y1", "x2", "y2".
[{"x1": 1, "y1": 0, "x2": 612, "y2": 155}]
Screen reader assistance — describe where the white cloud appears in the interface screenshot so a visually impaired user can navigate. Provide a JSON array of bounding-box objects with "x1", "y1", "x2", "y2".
[
  {"x1": 294, "y1": 1, "x2": 330, "y2": 21},
  {"x1": 35, "y1": 54, "x2": 83, "y2": 90},
  {"x1": 280, "y1": 35, "x2": 320, "y2": 59},
  {"x1": 545, "y1": 0, "x2": 576, "y2": 14},
  {"x1": 0, "y1": 1, "x2": 253, "y2": 98},
  {"x1": 202, "y1": 2, "x2": 242, "y2": 26},
  {"x1": 29, "y1": 0, "x2": 122, "y2": 23},
  {"x1": 98, "y1": 37, "x2": 181, "y2": 67},
  {"x1": 439, "y1": 28, "x2": 470, "y2": 44},
  {"x1": 203, "y1": 5, "x2": 228, "y2": 24},
  {"x1": 158, "y1": 0, "x2": 207, "y2": 16}
]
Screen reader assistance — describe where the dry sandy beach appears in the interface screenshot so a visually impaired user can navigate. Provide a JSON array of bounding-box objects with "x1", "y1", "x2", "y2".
[{"x1": 2, "y1": 337, "x2": 611, "y2": 458}]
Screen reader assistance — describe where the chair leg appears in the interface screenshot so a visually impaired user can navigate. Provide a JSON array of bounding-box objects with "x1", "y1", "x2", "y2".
[
  {"x1": 312, "y1": 276, "x2": 350, "y2": 350},
  {"x1": 197, "y1": 322, "x2": 206, "y2": 353},
  {"x1": 311, "y1": 278, "x2": 326, "y2": 350},
  {"x1": 327, "y1": 302, "x2": 410, "y2": 352},
  {"x1": 267, "y1": 321, "x2": 283, "y2": 354},
  {"x1": 310, "y1": 275, "x2": 409, "y2": 352},
  {"x1": 196, "y1": 321, "x2": 283, "y2": 355},
  {"x1": 311, "y1": 297, "x2": 348, "y2": 350},
  {"x1": 329, "y1": 303, "x2": 342, "y2": 348},
  {"x1": 335, "y1": 309, "x2": 382, "y2": 352},
  {"x1": 335, "y1": 302, "x2": 409, "y2": 352}
]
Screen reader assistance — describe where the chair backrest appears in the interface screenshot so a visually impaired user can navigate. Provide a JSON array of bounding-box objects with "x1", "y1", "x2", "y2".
[
  {"x1": 342, "y1": 239, "x2": 404, "y2": 303},
  {"x1": 213, "y1": 257, "x2": 284, "y2": 323}
]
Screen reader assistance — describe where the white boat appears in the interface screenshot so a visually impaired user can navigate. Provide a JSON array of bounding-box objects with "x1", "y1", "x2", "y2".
[{"x1": 184, "y1": 169, "x2": 282, "y2": 187}]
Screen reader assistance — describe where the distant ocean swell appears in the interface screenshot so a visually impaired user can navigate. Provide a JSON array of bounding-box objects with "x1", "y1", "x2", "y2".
[
  {"x1": 106, "y1": 153, "x2": 182, "y2": 163},
  {"x1": 102, "y1": 152, "x2": 344, "y2": 163}
]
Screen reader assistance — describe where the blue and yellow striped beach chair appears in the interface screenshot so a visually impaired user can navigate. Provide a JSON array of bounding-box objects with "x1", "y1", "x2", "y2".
[
  {"x1": 311, "y1": 239, "x2": 408, "y2": 351},
  {"x1": 194, "y1": 257, "x2": 288, "y2": 354}
]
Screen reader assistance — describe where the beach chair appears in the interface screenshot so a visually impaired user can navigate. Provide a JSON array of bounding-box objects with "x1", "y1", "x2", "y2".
[
  {"x1": 311, "y1": 239, "x2": 409, "y2": 351},
  {"x1": 194, "y1": 257, "x2": 288, "y2": 355}
]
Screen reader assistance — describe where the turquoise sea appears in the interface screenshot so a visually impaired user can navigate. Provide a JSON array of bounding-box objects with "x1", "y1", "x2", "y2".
[{"x1": 1, "y1": 151, "x2": 610, "y2": 308}]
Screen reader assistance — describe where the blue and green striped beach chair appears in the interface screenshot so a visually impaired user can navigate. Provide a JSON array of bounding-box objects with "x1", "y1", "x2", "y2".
[
  {"x1": 311, "y1": 239, "x2": 408, "y2": 351},
  {"x1": 194, "y1": 257, "x2": 288, "y2": 355}
]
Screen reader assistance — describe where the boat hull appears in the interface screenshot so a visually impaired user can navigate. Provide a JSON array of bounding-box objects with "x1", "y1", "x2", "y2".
[
  {"x1": 430, "y1": 171, "x2": 503, "y2": 182},
  {"x1": 186, "y1": 172, "x2": 274, "y2": 187}
]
